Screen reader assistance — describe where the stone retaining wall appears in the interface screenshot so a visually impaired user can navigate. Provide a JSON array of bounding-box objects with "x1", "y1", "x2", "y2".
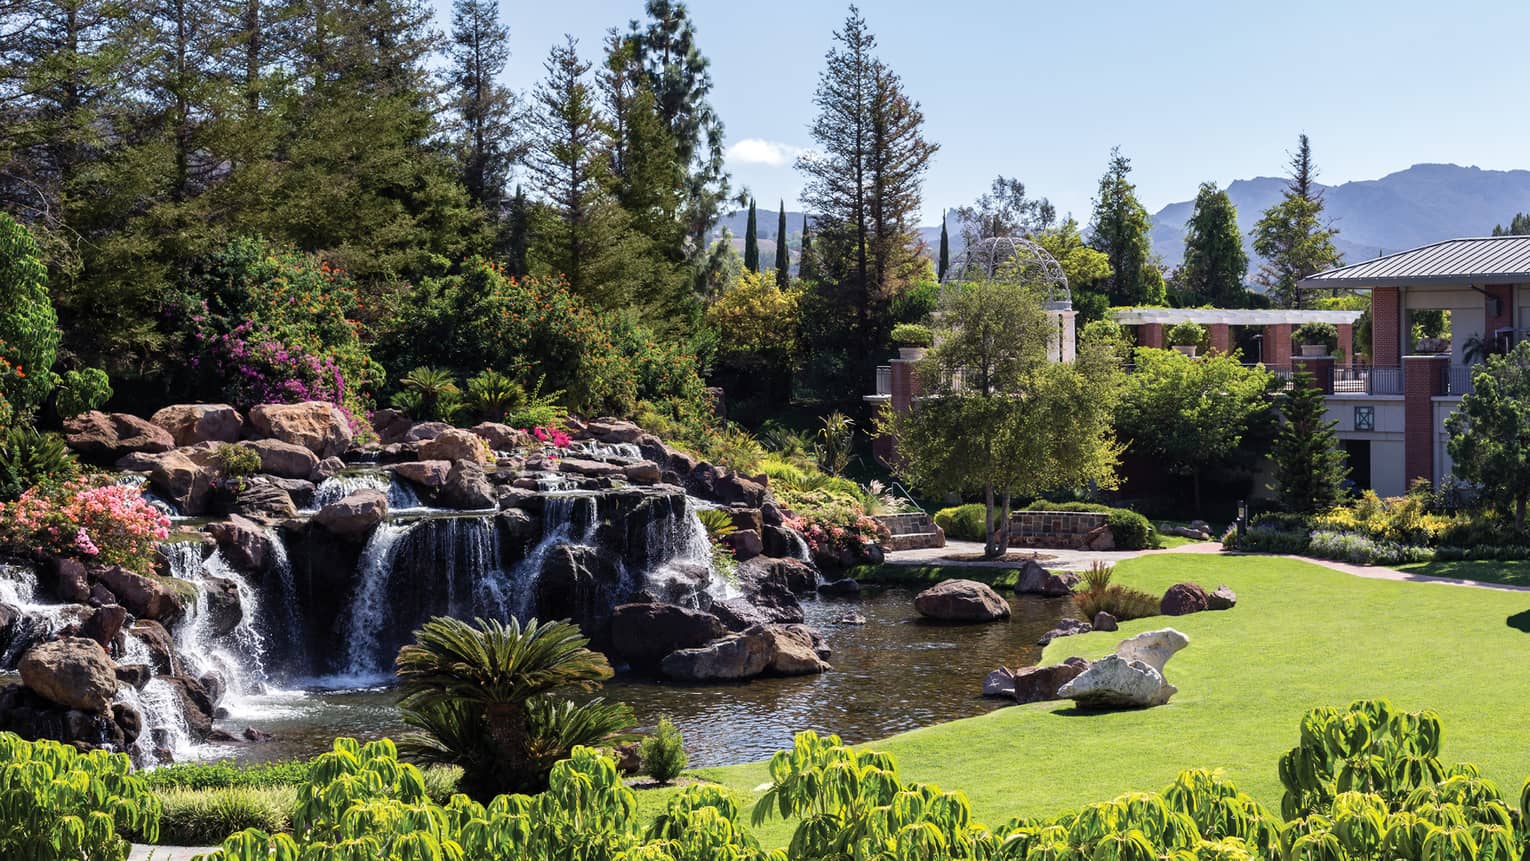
[
  {"x1": 875, "y1": 513, "x2": 945, "y2": 550},
  {"x1": 1008, "y1": 510, "x2": 1110, "y2": 549}
]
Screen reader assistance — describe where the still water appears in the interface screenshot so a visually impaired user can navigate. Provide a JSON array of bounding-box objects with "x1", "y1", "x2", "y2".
[{"x1": 203, "y1": 587, "x2": 1078, "y2": 768}]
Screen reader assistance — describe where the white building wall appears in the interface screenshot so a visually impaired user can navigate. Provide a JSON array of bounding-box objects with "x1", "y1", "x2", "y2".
[{"x1": 1324, "y1": 395, "x2": 1407, "y2": 497}]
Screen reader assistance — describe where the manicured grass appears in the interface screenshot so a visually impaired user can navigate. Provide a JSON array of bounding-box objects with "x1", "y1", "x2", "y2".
[
  {"x1": 1153, "y1": 533, "x2": 1201, "y2": 549},
  {"x1": 695, "y1": 554, "x2": 1530, "y2": 846},
  {"x1": 1395, "y1": 558, "x2": 1530, "y2": 588}
]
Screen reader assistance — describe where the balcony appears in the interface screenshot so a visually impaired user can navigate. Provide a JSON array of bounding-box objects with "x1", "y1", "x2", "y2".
[{"x1": 1333, "y1": 366, "x2": 1403, "y2": 396}]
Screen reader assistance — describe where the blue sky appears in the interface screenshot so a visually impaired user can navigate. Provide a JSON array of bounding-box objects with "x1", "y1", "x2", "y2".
[{"x1": 439, "y1": 0, "x2": 1530, "y2": 225}]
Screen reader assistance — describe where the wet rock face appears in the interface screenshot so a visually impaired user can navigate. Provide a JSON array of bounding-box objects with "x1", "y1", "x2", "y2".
[
  {"x1": 94, "y1": 565, "x2": 185, "y2": 623},
  {"x1": 207, "y1": 515, "x2": 271, "y2": 570},
  {"x1": 536, "y1": 545, "x2": 627, "y2": 647},
  {"x1": 609, "y1": 602, "x2": 725, "y2": 671},
  {"x1": 441, "y1": 461, "x2": 496, "y2": 510}
]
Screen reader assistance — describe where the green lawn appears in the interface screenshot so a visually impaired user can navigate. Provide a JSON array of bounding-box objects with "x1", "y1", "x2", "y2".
[
  {"x1": 1395, "y1": 558, "x2": 1530, "y2": 589},
  {"x1": 692, "y1": 554, "x2": 1530, "y2": 845}
]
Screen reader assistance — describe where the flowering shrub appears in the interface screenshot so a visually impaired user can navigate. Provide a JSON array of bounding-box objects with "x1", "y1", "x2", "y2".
[
  {"x1": 1312, "y1": 489, "x2": 1449, "y2": 546},
  {"x1": 1306, "y1": 529, "x2": 1432, "y2": 566},
  {"x1": 529, "y1": 425, "x2": 572, "y2": 449},
  {"x1": 0, "y1": 478, "x2": 170, "y2": 573},
  {"x1": 788, "y1": 500, "x2": 890, "y2": 563}
]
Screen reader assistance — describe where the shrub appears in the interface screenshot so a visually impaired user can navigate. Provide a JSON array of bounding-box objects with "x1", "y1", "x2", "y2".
[
  {"x1": 934, "y1": 503, "x2": 987, "y2": 541},
  {"x1": 0, "y1": 425, "x2": 78, "y2": 502},
  {"x1": 1312, "y1": 490, "x2": 1450, "y2": 546},
  {"x1": 0, "y1": 213, "x2": 61, "y2": 426},
  {"x1": 641, "y1": 717, "x2": 688, "y2": 785},
  {"x1": 143, "y1": 759, "x2": 313, "y2": 791},
  {"x1": 1073, "y1": 562, "x2": 1160, "y2": 621},
  {"x1": 464, "y1": 369, "x2": 524, "y2": 421},
  {"x1": 148, "y1": 786, "x2": 295, "y2": 846},
  {"x1": 1021, "y1": 500, "x2": 1157, "y2": 550},
  {"x1": 1293, "y1": 321, "x2": 1339, "y2": 352},
  {"x1": 212, "y1": 443, "x2": 261, "y2": 479},
  {"x1": 788, "y1": 502, "x2": 890, "y2": 562},
  {"x1": 890, "y1": 322, "x2": 934, "y2": 347},
  {"x1": 1307, "y1": 530, "x2": 1433, "y2": 566},
  {"x1": 1222, "y1": 522, "x2": 1310, "y2": 554},
  {"x1": 54, "y1": 368, "x2": 112, "y2": 418},
  {"x1": 0, "y1": 731, "x2": 160, "y2": 860},
  {"x1": 1166, "y1": 320, "x2": 1206, "y2": 348},
  {"x1": 0, "y1": 478, "x2": 170, "y2": 572},
  {"x1": 392, "y1": 366, "x2": 462, "y2": 422}
]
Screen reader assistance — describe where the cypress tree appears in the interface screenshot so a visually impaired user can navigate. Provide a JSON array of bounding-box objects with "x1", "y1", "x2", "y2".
[
  {"x1": 1251, "y1": 134, "x2": 1343, "y2": 308},
  {"x1": 448, "y1": 0, "x2": 525, "y2": 220},
  {"x1": 937, "y1": 211, "x2": 949, "y2": 280},
  {"x1": 798, "y1": 214, "x2": 817, "y2": 283},
  {"x1": 1180, "y1": 182, "x2": 1249, "y2": 307},
  {"x1": 775, "y1": 200, "x2": 790, "y2": 287},
  {"x1": 1269, "y1": 371, "x2": 1349, "y2": 514},
  {"x1": 743, "y1": 198, "x2": 759, "y2": 272},
  {"x1": 1088, "y1": 147, "x2": 1166, "y2": 306}
]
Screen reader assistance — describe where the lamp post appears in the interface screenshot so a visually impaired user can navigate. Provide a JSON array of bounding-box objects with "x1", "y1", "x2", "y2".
[{"x1": 1251, "y1": 334, "x2": 1264, "y2": 365}]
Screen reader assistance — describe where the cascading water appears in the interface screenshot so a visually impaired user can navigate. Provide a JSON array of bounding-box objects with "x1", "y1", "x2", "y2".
[
  {"x1": 115, "y1": 634, "x2": 195, "y2": 766},
  {"x1": 339, "y1": 522, "x2": 416, "y2": 679},
  {"x1": 572, "y1": 440, "x2": 643, "y2": 461},
  {"x1": 0, "y1": 562, "x2": 75, "y2": 669},
  {"x1": 639, "y1": 497, "x2": 740, "y2": 606},
  {"x1": 307, "y1": 471, "x2": 425, "y2": 513}
]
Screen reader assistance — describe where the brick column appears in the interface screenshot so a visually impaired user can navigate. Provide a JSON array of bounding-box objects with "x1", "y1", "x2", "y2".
[
  {"x1": 1264, "y1": 323, "x2": 1293, "y2": 368},
  {"x1": 1293, "y1": 356, "x2": 1335, "y2": 393},
  {"x1": 1138, "y1": 323, "x2": 1163, "y2": 349},
  {"x1": 889, "y1": 359, "x2": 919, "y2": 414},
  {"x1": 1337, "y1": 323, "x2": 1354, "y2": 367},
  {"x1": 1403, "y1": 355, "x2": 1448, "y2": 486},
  {"x1": 1484, "y1": 284, "x2": 1513, "y2": 341},
  {"x1": 1207, "y1": 323, "x2": 1231, "y2": 355},
  {"x1": 1371, "y1": 287, "x2": 1402, "y2": 367}
]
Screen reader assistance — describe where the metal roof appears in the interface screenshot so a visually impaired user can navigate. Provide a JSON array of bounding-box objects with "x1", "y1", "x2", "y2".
[{"x1": 1299, "y1": 236, "x2": 1530, "y2": 288}]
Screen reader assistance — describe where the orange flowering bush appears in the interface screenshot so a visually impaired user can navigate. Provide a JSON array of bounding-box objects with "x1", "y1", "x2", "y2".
[{"x1": 0, "y1": 478, "x2": 170, "y2": 573}]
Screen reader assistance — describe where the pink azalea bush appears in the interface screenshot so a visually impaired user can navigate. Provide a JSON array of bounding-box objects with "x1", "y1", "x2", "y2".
[
  {"x1": 0, "y1": 479, "x2": 170, "y2": 573},
  {"x1": 787, "y1": 502, "x2": 890, "y2": 563}
]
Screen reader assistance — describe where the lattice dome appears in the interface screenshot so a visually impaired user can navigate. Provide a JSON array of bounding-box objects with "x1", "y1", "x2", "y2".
[{"x1": 941, "y1": 235, "x2": 1071, "y2": 309}]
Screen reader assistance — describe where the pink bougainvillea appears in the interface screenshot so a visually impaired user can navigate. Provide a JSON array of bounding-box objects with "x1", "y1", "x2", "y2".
[{"x1": 0, "y1": 479, "x2": 170, "y2": 574}]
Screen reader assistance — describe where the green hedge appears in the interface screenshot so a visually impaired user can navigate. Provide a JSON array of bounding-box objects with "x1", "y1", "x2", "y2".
[
  {"x1": 932, "y1": 501, "x2": 1156, "y2": 550},
  {"x1": 933, "y1": 504, "x2": 987, "y2": 541}
]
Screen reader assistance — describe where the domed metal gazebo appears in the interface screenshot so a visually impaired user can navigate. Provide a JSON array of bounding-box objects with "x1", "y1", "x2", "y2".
[{"x1": 940, "y1": 235, "x2": 1077, "y2": 361}]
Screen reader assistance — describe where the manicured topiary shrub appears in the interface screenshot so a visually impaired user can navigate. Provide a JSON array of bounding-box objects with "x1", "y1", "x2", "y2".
[{"x1": 934, "y1": 503, "x2": 987, "y2": 542}]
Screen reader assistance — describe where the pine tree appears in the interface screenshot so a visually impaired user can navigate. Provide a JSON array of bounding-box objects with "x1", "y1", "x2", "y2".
[
  {"x1": 1491, "y1": 213, "x2": 1530, "y2": 236},
  {"x1": 505, "y1": 184, "x2": 530, "y2": 276},
  {"x1": 1251, "y1": 134, "x2": 1343, "y2": 308},
  {"x1": 775, "y1": 201, "x2": 790, "y2": 288},
  {"x1": 1088, "y1": 147, "x2": 1166, "y2": 307},
  {"x1": 937, "y1": 211, "x2": 949, "y2": 281},
  {"x1": 743, "y1": 198, "x2": 759, "y2": 272},
  {"x1": 1180, "y1": 181, "x2": 1249, "y2": 308},
  {"x1": 447, "y1": 0, "x2": 524, "y2": 222},
  {"x1": 1270, "y1": 370, "x2": 1349, "y2": 514},
  {"x1": 798, "y1": 214, "x2": 817, "y2": 283}
]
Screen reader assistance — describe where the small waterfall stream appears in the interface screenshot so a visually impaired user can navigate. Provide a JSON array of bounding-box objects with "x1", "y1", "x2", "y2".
[
  {"x1": 0, "y1": 562, "x2": 75, "y2": 669},
  {"x1": 307, "y1": 471, "x2": 425, "y2": 513}
]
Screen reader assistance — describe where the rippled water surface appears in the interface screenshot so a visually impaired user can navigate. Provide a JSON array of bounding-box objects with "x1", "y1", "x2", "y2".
[{"x1": 207, "y1": 587, "x2": 1078, "y2": 767}]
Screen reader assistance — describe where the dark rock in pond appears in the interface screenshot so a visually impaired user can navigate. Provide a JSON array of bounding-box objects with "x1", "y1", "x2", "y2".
[
  {"x1": 243, "y1": 726, "x2": 274, "y2": 742},
  {"x1": 115, "y1": 663, "x2": 152, "y2": 690},
  {"x1": 736, "y1": 558, "x2": 805, "y2": 624},
  {"x1": 817, "y1": 577, "x2": 861, "y2": 597},
  {"x1": 313, "y1": 488, "x2": 388, "y2": 539},
  {"x1": 20, "y1": 637, "x2": 117, "y2": 713},
  {"x1": 207, "y1": 514, "x2": 271, "y2": 571},
  {"x1": 709, "y1": 598, "x2": 771, "y2": 632},
  {"x1": 1207, "y1": 584, "x2": 1237, "y2": 610},
  {"x1": 1093, "y1": 611, "x2": 1119, "y2": 632},
  {"x1": 80, "y1": 604, "x2": 128, "y2": 649},
  {"x1": 1038, "y1": 618, "x2": 1092, "y2": 645},
  {"x1": 767, "y1": 625, "x2": 831, "y2": 675},
  {"x1": 1160, "y1": 582, "x2": 1210, "y2": 616},
  {"x1": 63, "y1": 411, "x2": 175, "y2": 464},
  {"x1": 128, "y1": 620, "x2": 177, "y2": 675},
  {"x1": 834, "y1": 611, "x2": 867, "y2": 625},
  {"x1": 1015, "y1": 560, "x2": 1079, "y2": 597},
  {"x1": 441, "y1": 460, "x2": 496, "y2": 510},
  {"x1": 208, "y1": 728, "x2": 238, "y2": 742},
  {"x1": 610, "y1": 603, "x2": 726, "y2": 671},
  {"x1": 914, "y1": 579, "x2": 1010, "y2": 623},
  {"x1": 94, "y1": 565, "x2": 185, "y2": 623},
  {"x1": 722, "y1": 529, "x2": 763, "y2": 561}
]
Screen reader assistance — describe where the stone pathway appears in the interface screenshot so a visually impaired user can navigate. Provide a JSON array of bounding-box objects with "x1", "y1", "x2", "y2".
[{"x1": 130, "y1": 847, "x2": 217, "y2": 861}]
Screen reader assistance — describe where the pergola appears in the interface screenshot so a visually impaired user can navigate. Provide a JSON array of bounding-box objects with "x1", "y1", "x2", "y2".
[{"x1": 1110, "y1": 307, "x2": 1365, "y2": 366}]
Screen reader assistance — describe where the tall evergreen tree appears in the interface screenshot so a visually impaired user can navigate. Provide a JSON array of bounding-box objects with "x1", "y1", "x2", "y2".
[
  {"x1": 1269, "y1": 370, "x2": 1349, "y2": 514},
  {"x1": 743, "y1": 197, "x2": 759, "y2": 272},
  {"x1": 1179, "y1": 181, "x2": 1249, "y2": 308},
  {"x1": 1491, "y1": 213, "x2": 1530, "y2": 236},
  {"x1": 775, "y1": 200, "x2": 790, "y2": 288},
  {"x1": 937, "y1": 211, "x2": 949, "y2": 281},
  {"x1": 447, "y1": 0, "x2": 523, "y2": 222},
  {"x1": 505, "y1": 184, "x2": 529, "y2": 276},
  {"x1": 798, "y1": 5, "x2": 936, "y2": 396},
  {"x1": 1087, "y1": 147, "x2": 1166, "y2": 307},
  {"x1": 1250, "y1": 134, "x2": 1343, "y2": 308},
  {"x1": 798, "y1": 214, "x2": 817, "y2": 284}
]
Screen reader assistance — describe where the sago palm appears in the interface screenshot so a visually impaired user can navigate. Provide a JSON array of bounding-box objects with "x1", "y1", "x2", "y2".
[{"x1": 395, "y1": 616, "x2": 628, "y2": 795}]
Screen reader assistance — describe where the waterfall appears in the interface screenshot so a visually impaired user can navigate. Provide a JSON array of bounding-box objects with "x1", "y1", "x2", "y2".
[
  {"x1": 262, "y1": 527, "x2": 303, "y2": 662},
  {"x1": 571, "y1": 440, "x2": 643, "y2": 461},
  {"x1": 784, "y1": 528, "x2": 813, "y2": 562},
  {"x1": 116, "y1": 634, "x2": 194, "y2": 766},
  {"x1": 307, "y1": 471, "x2": 425, "y2": 513},
  {"x1": 338, "y1": 521, "x2": 416, "y2": 680},
  {"x1": 162, "y1": 542, "x2": 272, "y2": 706},
  {"x1": 0, "y1": 562, "x2": 74, "y2": 669}
]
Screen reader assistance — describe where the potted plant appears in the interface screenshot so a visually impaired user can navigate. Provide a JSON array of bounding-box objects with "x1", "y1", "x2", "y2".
[
  {"x1": 1294, "y1": 322, "x2": 1338, "y2": 358},
  {"x1": 1166, "y1": 322, "x2": 1206, "y2": 357},
  {"x1": 891, "y1": 323, "x2": 934, "y2": 360}
]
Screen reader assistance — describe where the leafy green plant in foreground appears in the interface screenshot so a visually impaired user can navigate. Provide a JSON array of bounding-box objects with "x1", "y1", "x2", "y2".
[{"x1": 0, "y1": 732, "x2": 160, "y2": 861}]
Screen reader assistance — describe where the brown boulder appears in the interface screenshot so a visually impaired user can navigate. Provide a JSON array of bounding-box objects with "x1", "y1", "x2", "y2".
[
  {"x1": 148, "y1": 445, "x2": 220, "y2": 515},
  {"x1": 471, "y1": 422, "x2": 529, "y2": 451},
  {"x1": 622, "y1": 461, "x2": 662, "y2": 484},
  {"x1": 558, "y1": 457, "x2": 622, "y2": 477},
  {"x1": 393, "y1": 460, "x2": 452, "y2": 490},
  {"x1": 19, "y1": 638, "x2": 117, "y2": 714},
  {"x1": 80, "y1": 604, "x2": 128, "y2": 648},
  {"x1": 1015, "y1": 560, "x2": 1080, "y2": 596},
  {"x1": 721, "y1": 529, "x2": 764, "y2": 561},
  {"x1": 418, "y1": 428, "x2": 488, "y2": 465},
  {"x1": 441, "y1": 460, "x2": 496, "y2": 510},
  {"x1": 94, "y1": 565, "x2": 185, "y2": 622},
  {"x1": 609, "y1": 603, "x2": 726, "y2": 671},
  {"x1": 1160, "y1": 582, "x2": 1210, "y2": 616},
  {"x1": 313, "y1": 488, "x2": 388, "y2": 538},
  {"x1": 370, "y1": 408, "x2": 413, "y2": 445},
  {"x1": 403, "y1": 421, "x2": 451, "y2": 443},
  {"x1": 914, "y1": 579, "x2": 1011, "y2": 622},
  {"x1": 151, "y1": 404, "x2": 244, "y2": 446},
  {"x1": 44, "y1": 557, "x2": 92, "y2": 603},
  {"x1": 128, "y1": 620, "x2": 177, "y2": 674},
  {"x1": 1011, "y1": 658, "x2": 1091, "y2": 705},
  {"x1": 239, "y1": 439, "x2": 320, "y2": 479},
  {"x1": 230, "y1": 482, "x2": 297, "y2": 522},
  {"x1": 156, "y1": 675, "x2": 216, "y2": 739},
  {"x1": 659, "y1": 625, "x2": 776, "y2": 681},
  {"x1": 765, "y1": 625, "x2": 831, "y2": 675},
  {"x1": 64, "y1": 411, "x2": 174, "y2": 464},
  {"x1": 248, "y1": 401, "x2": 354, "y2": 457},
  {"x1": 1207, "y1": 584, "x2": 1237, "y2": 610}
]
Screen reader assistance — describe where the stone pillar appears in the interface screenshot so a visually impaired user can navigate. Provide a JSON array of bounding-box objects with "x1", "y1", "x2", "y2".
[
  {"x1": 1264, "y1": 323, "x2": 1293, "y2": 368},
  {"x1": 1336, "y1": 323, "x2": 1354, "y2": 367},
  {"x1": 1207, "y1": 323, "x2": 1231, "y2": 355},
  {"x1": 1371, "y1": 287, "x2": 1402, "y2": 367},
  {"x1": 1403, "y1": 354, "x2": 1448, "y2": 486},
  {"x1": 1138, "y1": 323, "x2": 1163, "y2": 349},
  {"x1": 1293, "y1": 356, "x2": 1335, "y2": 394},
  {"x1": 889, "y1": 359, "x2": 919, "y2": 415}
]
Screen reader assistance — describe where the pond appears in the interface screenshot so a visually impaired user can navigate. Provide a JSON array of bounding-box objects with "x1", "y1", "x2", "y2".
[{"x1": 199, "y1": 586, "x2": 1079, "y2": 768}]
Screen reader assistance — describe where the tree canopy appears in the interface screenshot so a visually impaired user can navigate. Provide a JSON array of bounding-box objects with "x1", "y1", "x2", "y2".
[{"x1": 1446, "y1": 342, "x2": 1530, "y2": 529}]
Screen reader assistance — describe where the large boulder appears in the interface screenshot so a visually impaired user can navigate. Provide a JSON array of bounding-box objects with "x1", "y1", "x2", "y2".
[
  {"x1": 440, "y1": 460, "x2": 496, "y2": 510},
  {"x1": 1015, "y1": 561, "x2": 1080, "y2": 597},
  {"x1": 370, "y1": 409, "x2": 413, "y2": 445},
  {"x1": 721, "y1": 529, "x2": 764, "y2": 562},
  {"x1": 248, "y1": 402, "x2": 354, "y2": 458},
  {"x1": 312, "y1": 488, "x2": 388, "y2": 538},
  {"x1": 128, "y1": 620, "x2": 177, "y2": 675},
  {"x1": 230, "y1": 481, "x2": 298, "y2": 522},
  {"x1": 156, "y1": 674, "x2": 216, "y2": 739},
  {"x1": 986, "y1": 657, "x2": 1092, "y2": 704},
  {"x1": 914, "y1": 579, "x2": 1011, "y2": 622},
  {"x1": 659, "y1": 625, "x2": 775, "y2": 681},
  {"x1": 609, "y1": 603, "x2": 725, "y2": 671},
  {"x1": 394, "y1": 460, "x2": 451, "y2": 490},
  {"x1": 1160, "y1": 583, "x2": 1210, "y2": 616},
  {"x1": 19, "y1": 638, "x2": 117, "y2": 713},
  {"x1": 688, "y1": 464, "x2": 767, "y2": 507},
  {"x1": 148, "y1": 445, "x2": 220, "y2": 515},
  {"x1": 1057, "y1": 654, "x2": 1178, "y2": 709},
  {"x1": 402, "y1": 421, "x2": 451, "y2": 443},
  {"x1": 63, "y1": 411, "x2": 175, "y2": 464},
  {"x1": 43, "y1": 557, "x2": 91, "y2": 603},
  {"x1": 587, "y1": 419, "x2": 645, "y2": 443},
  {"x1": 1093, "y1": 611, "x2": 1119, "y2": 632},
  {"x1": 151, "y1": 404, "x2": 244, "y2": 446},
  {"x1": 709, "y1": 598, "x2": 771, "y2": 632},
  {"x1": 765, "y1": 625, "x2": 831, "y2": 675},
  {"x1": 419, "y1": 428, "x2": 488, "y2": 465},
  {"x1": 471, "y1": 422, "x2": 528, "y2": 451},
  {"x1": 558, "y1": 458, "x2": 623, "y2": 478},
  {"x1": 239, "y1": 439, "x2": 320, "y2": 480},
  {"x1": 1207, "y1": 584, "x2": 1237, "y2": 611},
  {"x1": 622, "y1": 461, "x2": 662, "y2": 485},
  {"x1": 79, "y1": 604, "x2": 128, "y2": 649},
  {"x1": 736, "y1": 558, "x2": 806, "y2": 624},
  {"x1": 94, "y1": 565, "x2": 185, "y2": 622},
  {"x1": 1114, "y1": 628, "x2": 1190, "y2": 674}
]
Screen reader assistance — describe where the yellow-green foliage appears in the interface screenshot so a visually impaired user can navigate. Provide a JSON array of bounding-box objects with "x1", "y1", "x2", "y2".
[
  {"x1": 151, "y1": 786, "x2": 296, "y2": 846},
  {"x1": 0, "y1": 732, "x2": 161, "y2": 861},
  {"x1": 1313, "y1": 490, "x2": 1449, "y2": 545}
]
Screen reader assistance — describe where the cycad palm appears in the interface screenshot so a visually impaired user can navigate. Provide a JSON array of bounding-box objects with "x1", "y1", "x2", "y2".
[{"x1": 395, "y1": 616, "x2": 632, "y2": 796}]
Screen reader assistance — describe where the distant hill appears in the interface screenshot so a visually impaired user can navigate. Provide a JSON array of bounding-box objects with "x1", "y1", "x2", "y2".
[{"x1": 1148, "y1": 163, "x2": 1530, "y2": 269}]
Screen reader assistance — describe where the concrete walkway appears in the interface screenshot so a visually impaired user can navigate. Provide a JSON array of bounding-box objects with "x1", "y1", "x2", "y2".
[{"x1": 131, "y1": 847, "x2": 217, "y2": 861}]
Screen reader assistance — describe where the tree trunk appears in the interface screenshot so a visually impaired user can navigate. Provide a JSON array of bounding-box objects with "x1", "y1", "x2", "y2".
[
  {"x1": 1517, "y1": 496, "x2": 1526, "y2": 532},
  {"x1": 484, "y1": 700, "x2": 529, "y2": 792},
  {"x1": 998, "y1": 491, "x2": 1012, "y2": 555},
  {"x1": 983, "y1": 484, "x2": 1001, "y2": 558}
]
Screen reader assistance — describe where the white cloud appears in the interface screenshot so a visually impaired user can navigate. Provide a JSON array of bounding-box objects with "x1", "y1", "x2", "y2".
[{"x1": 726, "y1": 138, "x2": 810, "y2": 168}]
